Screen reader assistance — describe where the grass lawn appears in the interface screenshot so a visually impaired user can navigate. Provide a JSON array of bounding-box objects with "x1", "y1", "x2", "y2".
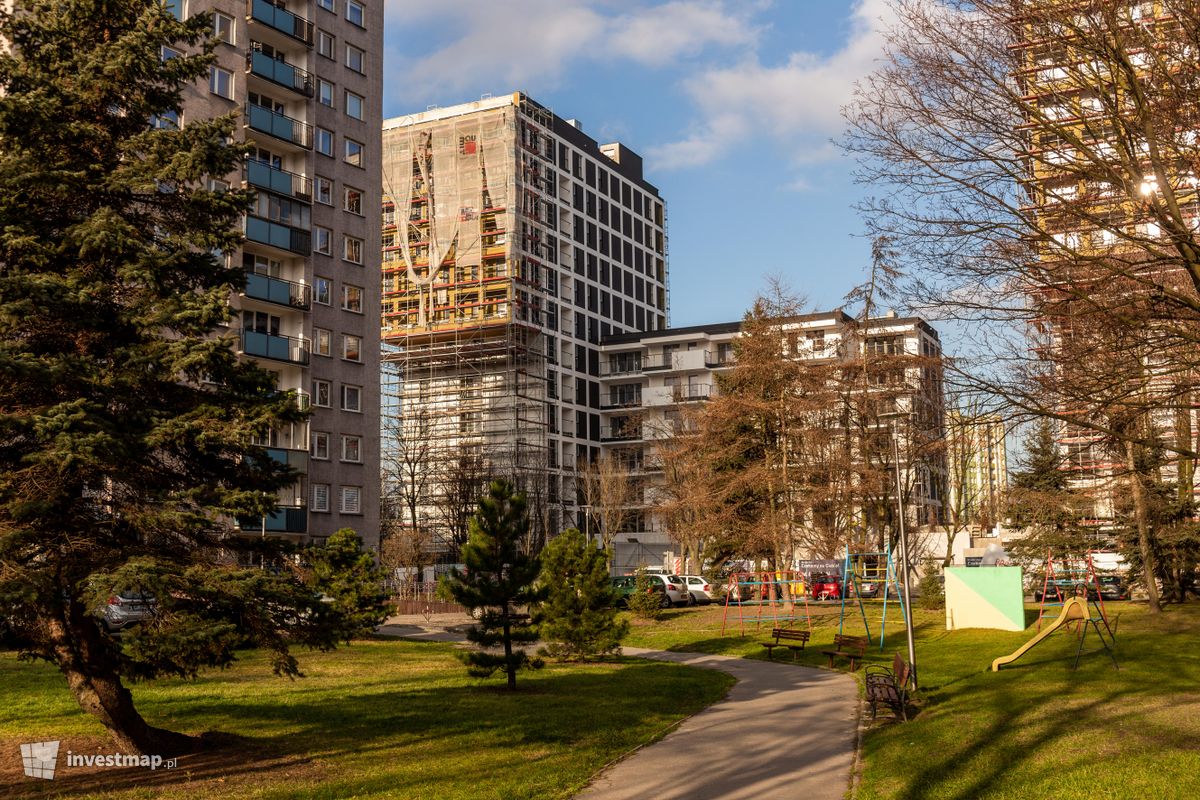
[
  {"x1": 0, "y1": 638, "x2": 732, "y2": 799},
  {"x1": 621, "y1": 597, "x2": 1200, "y2": 798}
]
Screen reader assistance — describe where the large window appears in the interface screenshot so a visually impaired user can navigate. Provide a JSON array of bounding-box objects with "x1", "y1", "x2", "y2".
[
  {"x1": 311, "y1": 483, "x2": 330, "y2": 513},
  {"x1": 342, "y1": 284, "x2": 363, "y2": 312},
  {"x1": 346, "y1": 0, "x2": 364, "y2": 27},
  {"x1": 340, "y1": 435, "x2": 362, "y2": 463},
  {"x1": 313, "y1": 327, "x2": 331, "y2": 357},
  {"x1": 340, "y1": 485, "x2": 361, "y2": 514},
  {"x1": 312, "y1": 379, "x2": 331, "y2": 407},
  {"x1": 209, "y1": 66, "x2": 233, "y2": 99},
  {"x1": 343, "y1": 186, "x2": 362, "y2": 215},
  {"x1": 341, "y1": 333, "x2": 361, "y2": 362},
  {"x1": 314, "y1": 276, "x2": 331, "y2": 305},
  {"x1": 345, "y1": 91, "x2": 364, "y2": 121},
  {"x1": 213, "y1": 12, "x2": 234, "y2": 45},
  {"x1": 317, "y1": 30, "x2": 335, "y2": 59},
  {"x1": 344, "y1": 138, "x2": 363, "y2": 167},
  {"x1": 341, "y1": 385, "x2": 361, "y2": 413},
  {"x1": 315, "y1": 176, "x2": 333, "y2": 206},
  {"x1": 317, "y1": 79, "x2": 334, "y2": 108},
  {"x1": 311, "y1": 431, "x2": 330, "y2": 460},
  {"x1": 345, "y1": 44, "x2": 364, "y2": 74},
  {"x1": 343, "y1": 235, "x2": 363, "y2": 264},
  {"x1": 315, "y1": 127, "x2": 333, "y2": 157},
  {"x1": 313, "y1": 226, "x2": 332, "y2": 255}
]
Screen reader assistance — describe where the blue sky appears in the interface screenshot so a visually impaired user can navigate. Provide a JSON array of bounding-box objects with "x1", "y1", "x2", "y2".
[{"x1": 382, "y1": 0, "x2": 891, "y2": 328}]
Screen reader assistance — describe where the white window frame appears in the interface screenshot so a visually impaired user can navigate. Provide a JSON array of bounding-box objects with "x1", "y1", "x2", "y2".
[
  {"x1": 314, "y1": 225, "x2": 332, "y2": 255},
  {"x1": 311, "y1": 431, "x2": 330, "y2": 460},
  {"x1": 345, "y1": 44, "x2": 364, "y2": 74},
  {"x1": 312, "y1": 378, "x2": 331, "y2": 407},
  {"x1": 341, "y1": 384, "x2": 362, "y2": 413},
  {"x1": 342, "y1": 284, "x2": 363, "y2": 312},
  {"x1": 343, "y1": 235, "x2": 363, "y2": 265},
  {"x1": 317, "y1": 30, "x2": 335, "y2": 59},
  {"x1": 314, "y1": 275, "x2": 332, "y2": 305},
  {"x1": 342, "y1": 333, "x2": 362, "y2": 362},
  {"x1": 312, "y1": 483, "x2": 330, "y2": 513},
  {"x1": 340, "y1": 434, "x2": 362, "y2": 463},
  {"x1": 345, "y1": 90, "x2": 364, "y2": 121},
  {"x1": 343, "y1": 186, "x2": 362, "y2": 215},
  {"x1": 315, "y1": 176, "x2": 333, "y2": 205},
  {"x1": 317, "y1": 0, "x2": 334, "y2": 12},
  {"x1": 340, "y1": 485, "x2": 362, "y2": 514},
  {"x1": 346, "y1": 0, "x2": 364, "y2": 27},
  {"x1": 314, "y1": 327, "x2": 332, "y2": 357},
  {"x1": 344, "y1": 138, "x2": 363, "y2": 167},
  {"x1": 209, "y1": 66, "x2": 233, "y2": 99},
  {"x1": 213, "y1": 12, "x2": 234, "y2": 45},
  {"x1": 317, "y1": 79, "x2": 334, "y2": 108},
  {"x1": 315, "y1": 127, "x2": 334, "y2": 157}
]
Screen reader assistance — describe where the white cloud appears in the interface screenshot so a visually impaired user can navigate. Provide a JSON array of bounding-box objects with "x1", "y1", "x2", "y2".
[
  {"x1": 648, "y1": 0, "x2": 895, "y2": 172},
  {"x1": 384, "y1": 0, "x2": 757, "y2": 106}
]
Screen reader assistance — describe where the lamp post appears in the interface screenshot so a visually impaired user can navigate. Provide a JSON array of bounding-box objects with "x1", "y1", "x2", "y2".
[{"x1": 890, "y1": 418, "x2": 919, "y2": 690}]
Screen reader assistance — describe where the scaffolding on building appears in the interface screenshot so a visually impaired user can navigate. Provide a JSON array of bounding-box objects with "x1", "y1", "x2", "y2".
[{"x1": 380, "y1": 96, "x2": 562, "y2": 553}]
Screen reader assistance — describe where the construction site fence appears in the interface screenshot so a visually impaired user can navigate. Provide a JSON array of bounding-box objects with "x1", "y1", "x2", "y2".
[{"x1": 387, "y1": 580, "x2": 470, "y2": 615}]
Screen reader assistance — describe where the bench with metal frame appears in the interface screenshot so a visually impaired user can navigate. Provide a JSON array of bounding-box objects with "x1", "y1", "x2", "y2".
[
  {"x1": 822, "y1": 634, "x2": 868, "y2": 670},
  {"x1": 760, "y1": 627, "x2": 811, "y2": 661},
  {"x1": 865, "y1": 652, "x2": 913, "y2": 720}
]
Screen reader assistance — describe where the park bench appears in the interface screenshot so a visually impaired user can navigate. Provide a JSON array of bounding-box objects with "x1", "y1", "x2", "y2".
[
  {"x1": 760, "y1": 628, "x2": 811, "y2": 661},
  {"x1": 822, "y1": 634, "x2": 868, "y2": 670},
  {"x1": 865, "y1": 653, "x2": 913, "y2": 721}
]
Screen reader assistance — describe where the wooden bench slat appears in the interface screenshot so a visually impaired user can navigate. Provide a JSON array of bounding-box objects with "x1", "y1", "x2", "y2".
[{"x1": 761, "y1": 628, "x2": 811, "y2": 660}]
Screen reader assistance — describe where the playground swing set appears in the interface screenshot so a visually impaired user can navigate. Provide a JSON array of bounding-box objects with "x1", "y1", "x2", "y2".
[{"x1": 837, "y1": 543, "x2": 909, "y2": 651}]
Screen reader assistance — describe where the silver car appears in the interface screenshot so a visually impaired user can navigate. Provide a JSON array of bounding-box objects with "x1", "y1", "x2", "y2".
[
  {"x1": 100, "y1": 593, "x2": 156, "y2": 633},
  {"x1": 679, "y1": 575, "x2": 716, "y2": 605}
]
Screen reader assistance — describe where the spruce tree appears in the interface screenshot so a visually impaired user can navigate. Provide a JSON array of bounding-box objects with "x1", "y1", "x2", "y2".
[
  {"x1": 536, "y1": 529, "x2": 627, "y2": 660},
  {"x1": 0, "y1": 0, "x2": 376, "y2": 754},
  {"x1": 443, "y1": 480, "x2": 544, "y2": 689},
  {"x1": 305, "y1": 529, "x2": 388, "y2": 638}
]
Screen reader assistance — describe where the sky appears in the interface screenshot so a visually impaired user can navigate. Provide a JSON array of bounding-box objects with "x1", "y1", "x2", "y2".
[{"x1": 381, "y1": 0, "x2": 893, "y2": 328}]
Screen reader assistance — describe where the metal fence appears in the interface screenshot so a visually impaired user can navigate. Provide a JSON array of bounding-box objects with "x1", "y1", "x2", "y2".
[{"x1": 387, "y1": 580, "x2": 468, "y2": 615}]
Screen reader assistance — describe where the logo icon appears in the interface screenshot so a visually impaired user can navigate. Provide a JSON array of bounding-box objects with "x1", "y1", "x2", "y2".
[{"x1": 20, "y1": 740, "x2": 60, "y2": 780}]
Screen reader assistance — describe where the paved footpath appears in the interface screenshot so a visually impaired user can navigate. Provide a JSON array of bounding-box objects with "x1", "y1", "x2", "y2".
[
  {"x1": 378, "y1": 616, "x2": 859, "y2": 800},
  {"x1": 576, "y1": 648, "x2": 858, "y2": 800}
]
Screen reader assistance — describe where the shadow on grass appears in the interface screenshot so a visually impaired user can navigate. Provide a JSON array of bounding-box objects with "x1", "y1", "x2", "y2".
[{"x1": 0, "y1": 657, "x2": 723, "y2": 798}]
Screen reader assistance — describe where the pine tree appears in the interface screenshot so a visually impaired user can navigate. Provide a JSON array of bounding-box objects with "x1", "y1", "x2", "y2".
[
  {"x1": 535, "y1": 529, "x2": 627, "y2": 660},
  {"x1": 0, "y1": 0, "x2": 375, "y2": 755},
  {"x1": 442, "y1": 480, "x2": 544, "y2": 689},
  {"x1": 1006, "y1": 419, "x2": 1091, "y2": 562},
  {"x1": 305, "y1": 529, "x2": 388, "y2": 639}
]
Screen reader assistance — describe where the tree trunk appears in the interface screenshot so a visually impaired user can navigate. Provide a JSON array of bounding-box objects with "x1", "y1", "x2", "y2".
[
  {"x1": 501, "y1": 605, "x2": 515, "y2": 690},
  {"x1": 1124, "y1": 440, "x2": 1162, "y2": 613},
  {"x1": 48, "y1": 606, "x2": 195, "y2": 756}
]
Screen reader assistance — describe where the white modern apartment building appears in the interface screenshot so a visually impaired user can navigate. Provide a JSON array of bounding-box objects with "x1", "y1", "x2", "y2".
[
  {"x1": 381, "y1": 93, "x2": 668, "y2": 546},
  {"x1": 173, "y1": 0, "x2": 382, "y2": 547},
  {"x1": 598, "y1": 311, "x2": 946, "y2": 571}
]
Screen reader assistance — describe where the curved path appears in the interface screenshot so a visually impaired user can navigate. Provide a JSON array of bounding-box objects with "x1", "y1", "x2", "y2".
[
  {"x1": 576, "y1": 648, "x2": 858, "y2": 800},
  {"x1": 378, "y1": 616, "x2": 859, "y2": 800}
]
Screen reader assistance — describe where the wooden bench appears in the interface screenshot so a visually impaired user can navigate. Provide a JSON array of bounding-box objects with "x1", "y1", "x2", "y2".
[
  {"x1": 761, "y1": 628, "x2": 811, "y2": 661},
  {"x1": 822, "y1": 634, "x2": 868, "y2": 670},
  {"x1": 865, "y1": 653, "x2": 913, "y2": 721}
]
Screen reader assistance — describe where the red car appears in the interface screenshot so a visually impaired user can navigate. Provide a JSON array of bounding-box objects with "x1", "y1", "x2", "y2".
[{"x1": 809, "y1": 573, "x2": 844, "y2": 601}]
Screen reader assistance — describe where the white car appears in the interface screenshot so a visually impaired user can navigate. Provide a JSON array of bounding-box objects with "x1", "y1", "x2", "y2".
[
  {"x1": 679, "y1": 575, "x2": 716, "y2": 605},
  {"x1": 647, "y1": 574, "x2": 691, "y2": 607}
]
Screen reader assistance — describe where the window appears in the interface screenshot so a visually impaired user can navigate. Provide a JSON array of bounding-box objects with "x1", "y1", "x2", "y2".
[
  {"x1": 314, "y1": 225, "x2": 332, "y2": 255},
  {"x1": 311, "y1": 483, "x2": 330, "y2": 513},
  {"x1": 345, "y1": 44, "x2": 364, "y2": 74},
  {"x1": 317, "y1": 30, "x2": 335, "y2": 59},
  {"x1": 312, "y1": 379, "x2": 331, "y2": 407},
  {"x1": 209, "y1": 66, "x2": 233, "y2": 99},
  {"x1": 314, "y1": 176, "x2": 333, "y2": 206},
  {"x1": 314, "y1": 276, "x2": 331, "y2": 305},
  {"x1": 213, "y1": 12, "x2": 234, "y2": 44},
  {"x1": 311, "y1": 431, "x2": 330, "y2": 460},
  {"x1": 341, "y1": 384, "x2": 362, "y2": 412},
  {"x1": 342, "y1": 284, "x2": 363, "y2": 312},
  {"x1": 161, "y1": 45, "x2": 182, "y2": 61},
  {"x1": 151, "y1": 110, "x2": 179, "y2": 129},
  {"x1": 343, "y1": 235, "x2": 363, "y2": 264},
  {"x1": 315, "y1": 127, "x2": 333, "y2": 157},
  {"x1": 317, "y1": 79, "x2": 334, "y2": 108},
  {"x1": 346, "y1": 0, "x2": 364, "y2": 27},
  {"x1": 342, "y1": 333, "x2": 361, "y2": 361},
  {"x1": 317, "y1": 0, "x2": 334, "y2": 11},
  {"x1": 341, "y1": 435, "x2": 362, "y2": 463},
  {"x1": 340, "y1": 485, "x2": 362, "y2": 514},
  {"x1": 343, "y1": 186, "x2": 362, "y2": 215},
  {"x1": 164, "y1": 0, "x2": 183, "y2": 20},
  {"x1": 345, "y1": 90, "x2": 364, "y2": 121},
  {"x1": 344, "y1": 138, "x2": 363, "y2": 167},
  {"x1": 314, "y1": 327, "x2": 331, "y2": 357}
]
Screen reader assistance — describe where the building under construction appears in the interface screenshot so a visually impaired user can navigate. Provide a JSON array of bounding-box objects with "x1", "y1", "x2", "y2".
[{"x1": 381, "y1": 93, "x2": 669, "y2": 552}]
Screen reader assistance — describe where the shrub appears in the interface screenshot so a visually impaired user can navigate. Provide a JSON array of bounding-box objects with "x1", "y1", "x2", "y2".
[{"x1": 626, "y1": 570, "x2": 665, "y2": 620}]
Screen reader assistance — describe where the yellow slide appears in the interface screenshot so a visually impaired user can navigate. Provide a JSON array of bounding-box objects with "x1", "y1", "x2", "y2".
[{"x1": 991, "y1": 597, "x2": 1087, "y2": 672}]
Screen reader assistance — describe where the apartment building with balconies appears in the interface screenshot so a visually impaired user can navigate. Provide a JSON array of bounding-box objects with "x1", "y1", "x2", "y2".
[{"x1": 170, "y1": 0, "x2": 382, "y2": 547}]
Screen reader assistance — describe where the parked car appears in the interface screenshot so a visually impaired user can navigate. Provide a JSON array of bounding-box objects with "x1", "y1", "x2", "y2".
[
  {"x1": 1091, "y1": 576, "x2": 1129, "y2": 601},
  {"x1": 100, "y1": 592, "x2": 156, "y2": 634},
  {"x1": 679, "y1": 575, "x2": 716, "y2": 605},
  {"x1": 850, "y1": 580, "x2": 881, "y2": 599},
  {"x1": 809, "y1": 573, "x2": 844, "y2": 601},
  {"x1": 610, "y1": 574, "x2": 690, "y2": 608}
]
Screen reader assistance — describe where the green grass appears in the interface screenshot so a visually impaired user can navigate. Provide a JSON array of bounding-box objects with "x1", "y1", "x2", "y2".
[
  {"x1": 620, "y1": 598, "x2": 1200, "y2": 799},
  {"x1": 0, "y1": 639, "x2": 732, "y2": 799}
]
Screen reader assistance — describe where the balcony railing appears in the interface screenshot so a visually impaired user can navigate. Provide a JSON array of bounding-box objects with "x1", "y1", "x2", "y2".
[
  {"x1": 262, "y1": 446, "x2": 308, "y2": 474},
  {"x1": 601, "y1": 426, "x2": 643, "y2": 442},
  {"x1": 245, "y1": 160, "x2": 312, "y2": 203},
  {"x1": 602, "y1": 359, "x2": 643, "y2": 377},
  {"x1": 671, "y1": 385, "x2": 713, "y2": 402},
  {"x1": 239, "y1": 505, "x2": 308, "y2": 534},
  {"x1": 244, "y1": 270, "x2": 312, "y2": 310},
  {"x1": 705, "y1": 351, "x2": 735, "y2": 368},
  {"x1": 601, "y1": 394, "x2": 642, "y2": 410},
  {"x1": 248, "y1": 0, "x2": 313, "y2": 46},
  {"x1": 239, "y1": 329, "x2": 310, "y2": 365},
  {"x1": 245, "y1": 215, "x2": 311, "y2": 255},
  {"x1": 246, "y1": 49, "x2": 314, "y2": 97},
  {"x1": 245, "y1": 103, "x2": 312, "y2": 149}
]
